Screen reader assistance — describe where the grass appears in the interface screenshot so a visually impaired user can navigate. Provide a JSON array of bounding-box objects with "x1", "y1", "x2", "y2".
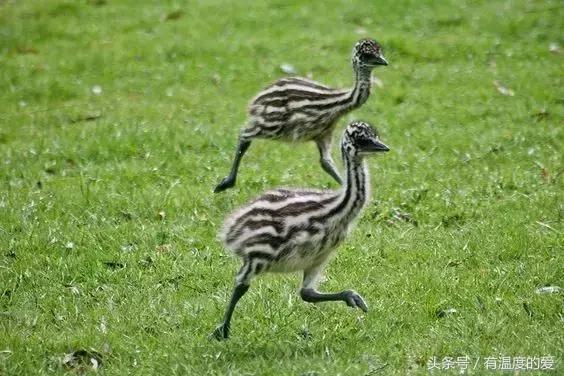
[{"x1": 0, "y1": 0, "x2": 562, "y2": 374}]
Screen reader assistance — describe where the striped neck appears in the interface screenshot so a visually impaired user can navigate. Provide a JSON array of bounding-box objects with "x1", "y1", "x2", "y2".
[
  {"x1": 348, "y1": 65, "x2": 373, "y2": 109},
  {"x1": 322, "y1": 149, "x2": 369, "y2": 225},
  {"x1": 340, "y1": 151, "x2": 369, "y2": 221}
]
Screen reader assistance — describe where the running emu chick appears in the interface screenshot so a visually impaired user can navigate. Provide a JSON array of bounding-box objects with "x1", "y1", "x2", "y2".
[
  {"x1": 213, "y1": 39, "x2": 388, "y2": 193},
  {"x1": 212, "y1": 121, "x2": 389, "y2": 340}
]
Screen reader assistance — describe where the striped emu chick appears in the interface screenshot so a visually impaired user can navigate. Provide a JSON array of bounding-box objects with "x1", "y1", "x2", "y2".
[
  {"x1": 213, "y1": 39, "x2": 388, "y2": 193},
  {"x1": 212, "y1": 121, "x2": 389, "y2": 340}
]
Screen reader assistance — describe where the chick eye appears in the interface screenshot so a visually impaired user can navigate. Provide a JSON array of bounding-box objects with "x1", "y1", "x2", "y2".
[{"x1": 356, "y1": 138, "x2": 373, "y2": 148}]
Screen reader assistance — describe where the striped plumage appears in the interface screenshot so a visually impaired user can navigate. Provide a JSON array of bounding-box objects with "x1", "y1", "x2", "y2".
[
  {"x1": 214, "y1": 39, "x2": 388, "y2": 193},
  {"x1": 212, "y1": 121, "x2": 390, "y2": 340}
]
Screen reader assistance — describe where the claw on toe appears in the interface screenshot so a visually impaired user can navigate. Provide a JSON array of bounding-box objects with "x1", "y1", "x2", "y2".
[
  {"x1": 210, "y1": 324, "x2": 229, "y2": 341},
  {"x1": 344, "y1": 290, "x2": 368, "y2": 313},
  {"x1": 213, "y1": 178, "x2": 235, "y2": 193}
]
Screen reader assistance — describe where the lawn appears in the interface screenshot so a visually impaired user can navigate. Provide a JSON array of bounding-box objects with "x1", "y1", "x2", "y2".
[{"x1": 0, "y1": 0, "x2": 562, "y2": 374}]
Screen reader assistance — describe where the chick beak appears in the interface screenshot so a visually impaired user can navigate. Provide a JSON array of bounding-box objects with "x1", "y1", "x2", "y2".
[
  {"x1": 374, "y1": 55, "x2": 388, "y2": 66},
  {"x1": 364, "y1": 139, "x2": 390, "y2": 152}
]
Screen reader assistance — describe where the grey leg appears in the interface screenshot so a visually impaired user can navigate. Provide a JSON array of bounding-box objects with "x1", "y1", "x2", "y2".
[
  {"x1": 214, "y1": 138, "x2": 251, "y2": 193},
  {"x1": 299, "y1": 266, "x2": 368, "y2": 312},
  {"x1": 300, "y1": 288, "x2": 368, "y2": 312},
  {"x1": 315, "y1": 133, "x2": 342, "y2": 184},
  {"x1": 211, "y1": 283, "x2": 250, "y2": 340},
  {"x1": 211, "y1": 259, "x2": 262, "y2": 340}
]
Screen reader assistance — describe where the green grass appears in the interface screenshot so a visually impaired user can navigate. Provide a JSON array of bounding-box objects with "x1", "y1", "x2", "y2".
[{"x1": 0, "y1": 0, "x2": 562, "y2": 374}]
